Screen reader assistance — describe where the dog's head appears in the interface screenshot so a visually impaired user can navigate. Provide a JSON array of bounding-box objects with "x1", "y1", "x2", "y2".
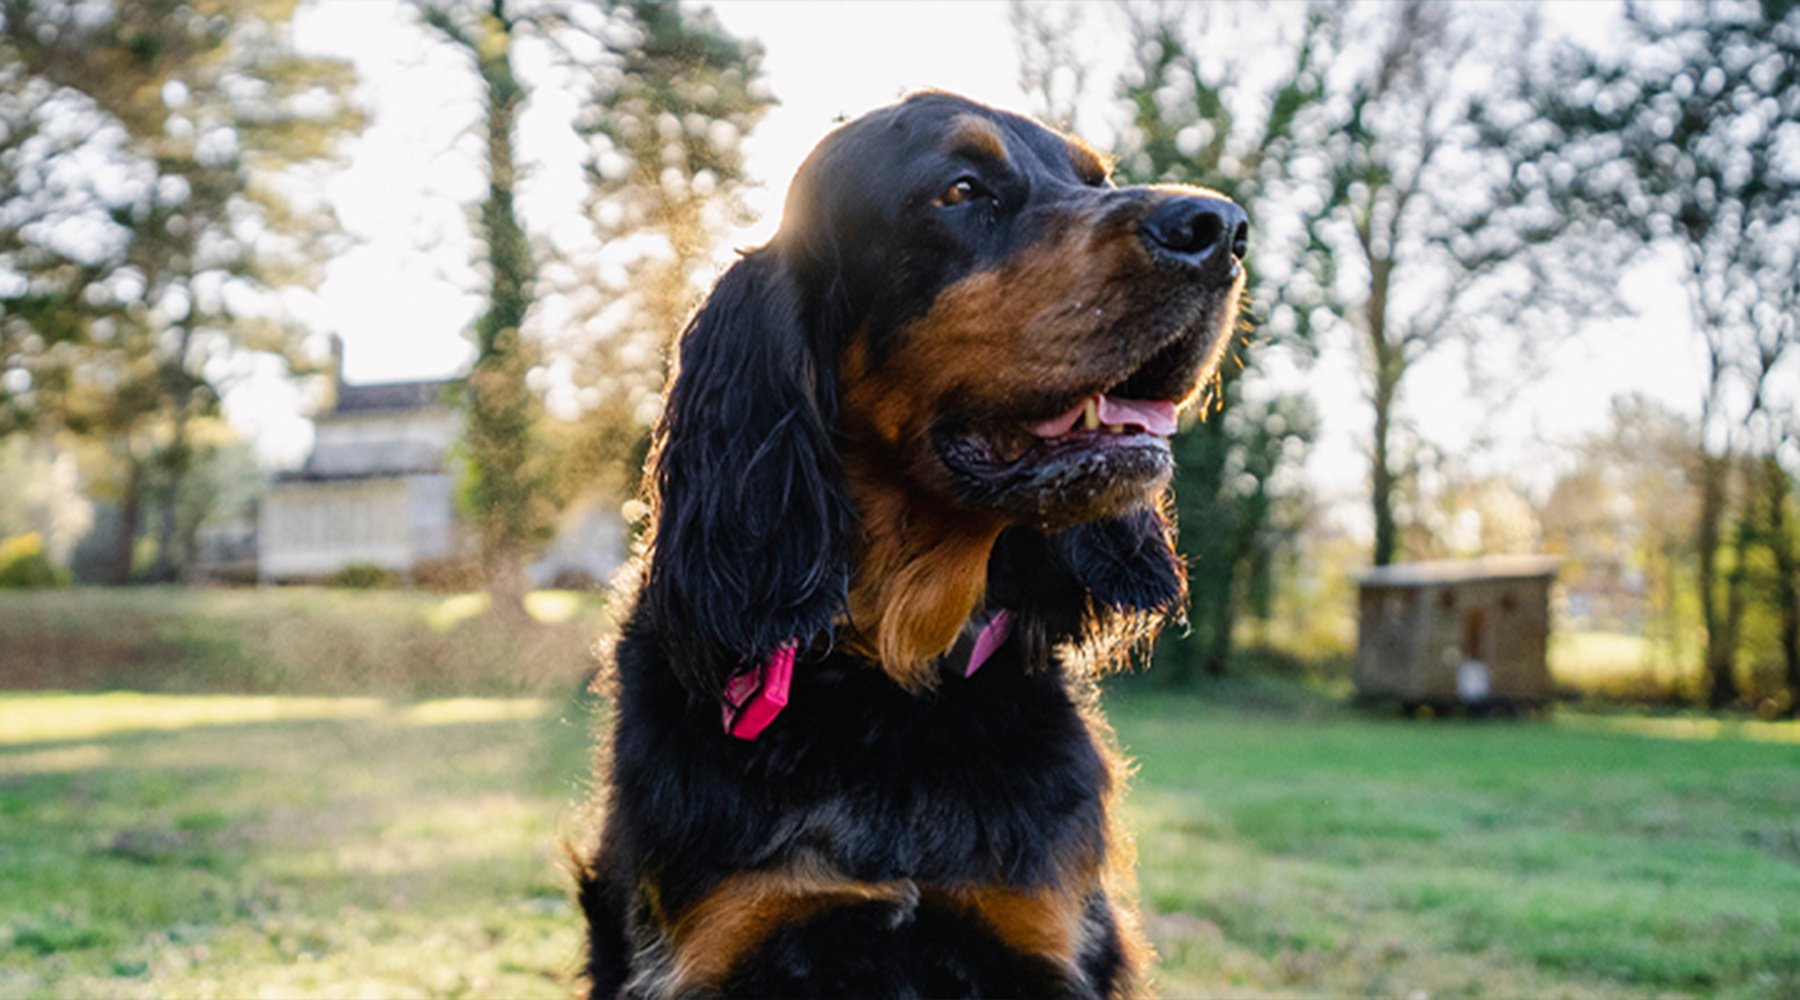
[{"x1": 642, "y1": 92, "x2": 1246, "y2": 695}]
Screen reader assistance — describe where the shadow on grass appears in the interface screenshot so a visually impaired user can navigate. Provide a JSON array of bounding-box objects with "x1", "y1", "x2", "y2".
[
  {"x1": 0, "y1": 692, "x2": 603, "y2": 998},
  {"x1": 1113, "y1": 691, "x2": 1800, "y2": 998},
  {"x1": 7, "y1": 681, "x2": 1800, "y2": 998}
]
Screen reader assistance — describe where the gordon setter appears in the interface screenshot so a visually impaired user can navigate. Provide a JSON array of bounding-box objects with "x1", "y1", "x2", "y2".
[{"x1": 580, "y1": 91, "x2": 1248, "y2": 999}]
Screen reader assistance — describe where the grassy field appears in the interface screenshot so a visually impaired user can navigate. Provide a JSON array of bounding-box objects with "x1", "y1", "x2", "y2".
[
  {"x1": 0, "y1": 587, "x2": 606, "y2": 697},
  {"x1": 3, "y1": 590, "x2": 1799, "y2": 997}
]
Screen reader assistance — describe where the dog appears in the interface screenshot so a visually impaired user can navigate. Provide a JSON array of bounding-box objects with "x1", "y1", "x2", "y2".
[{"x1": 579, "y1": 91, "x2": 1247, "y2": 999}]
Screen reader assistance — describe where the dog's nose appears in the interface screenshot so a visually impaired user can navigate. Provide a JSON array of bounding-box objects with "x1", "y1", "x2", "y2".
[{"x1": 1141, "y1": 195, "x2": 1248, "y2": 278}]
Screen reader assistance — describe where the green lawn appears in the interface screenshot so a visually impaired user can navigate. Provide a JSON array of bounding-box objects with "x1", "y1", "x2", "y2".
[
  {"x1": 2, "y1": 590, "x2": 1798, "y2": 997},
  {"x1": 1115, "y1": 692, "x2": 1800, "y2": 998},
  {"x1": 2, "y1": 688, "x2": 1797, "y2": 998}
]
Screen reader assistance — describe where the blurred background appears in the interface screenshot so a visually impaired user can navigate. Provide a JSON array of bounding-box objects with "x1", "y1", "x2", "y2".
[{"x1": 1, "y1": 1, "x2": 1797, "y2": 997}]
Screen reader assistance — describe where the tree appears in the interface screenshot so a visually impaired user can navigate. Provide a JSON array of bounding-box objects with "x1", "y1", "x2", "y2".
[
  {"x1": 1512, "y1": 0, "x2": 1800, "y2": 706},
  {"x1": 561, "y1": 0, "x2": 772, "y2": 507},
  {"x1": 1009, "y1": 0, "x2": 1089, "y2": 132},
  {"x1": 1285, "y1": 0, "x2": 1607, "y2": 568},
  {"x1": 417, "y1": 0, "x2": 561, "y2": 616},
  {"x1": 0, "y1": 0, "x2": 360, "y2": 582},
  {"x1": 1027, "y1": 2, "x2": 1329, "y2": 680},
  {"x1": 1543, "y1": 400, "x2": 1691, "y2": 613}
]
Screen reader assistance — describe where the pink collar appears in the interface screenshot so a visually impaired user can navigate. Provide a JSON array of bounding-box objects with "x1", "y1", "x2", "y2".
[
  {"x1": 963, "y1": 608, "x2": 1014, "y2": 678},
  {"x1": 721, "y1": 610, "x2": 1014, "y2": 741}
]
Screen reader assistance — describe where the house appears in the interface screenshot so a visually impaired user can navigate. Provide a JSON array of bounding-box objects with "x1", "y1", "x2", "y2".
[
  {"x1": 259, "y1": 370, "x2": 463, "y2": 582},
  {"x1": 258, "y1": 346, "x2": 622, "y2": 587},
  {"x1": 1354, "y1": 556, "x2": 1560, "y2": 712}
]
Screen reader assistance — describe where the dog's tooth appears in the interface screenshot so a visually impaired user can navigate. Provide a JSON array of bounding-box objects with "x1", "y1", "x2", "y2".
[
  {"x1": 1105, "y1": 423, "x2": 1124, "y2": 433},
  {"x1": 1082, "y1": 398, "x2": 1100, "y2": 431}
]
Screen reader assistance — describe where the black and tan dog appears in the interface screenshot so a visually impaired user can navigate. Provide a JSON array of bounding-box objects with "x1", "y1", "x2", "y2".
[{"x1": 579, "y1": 91, "x2": 1247, "y2": 999}]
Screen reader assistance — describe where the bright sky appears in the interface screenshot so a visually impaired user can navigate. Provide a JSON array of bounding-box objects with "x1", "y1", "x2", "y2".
[{"x1": 234, "y1": 0, "x2": 1705, "y2": 538}]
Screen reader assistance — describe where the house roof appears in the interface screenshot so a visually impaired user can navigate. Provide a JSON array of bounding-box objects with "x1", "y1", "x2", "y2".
[
  {"x1": 331, "y1": 379, "x2": 453, "y2": 414},
  {"x1": 1357, "y1": 555, "x2": 1562, "y2": 588},
  {"x1": 270, "y1": 373, "x2": 461, "y2": 484}
]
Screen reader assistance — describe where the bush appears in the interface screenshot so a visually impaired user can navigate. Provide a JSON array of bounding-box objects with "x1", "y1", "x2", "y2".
[
  {"x1": 328, "y1": 563, "x2": 400, "y2": 589},
  {"x1": 0, "y1": 533, "x2": 69, "y2": 589}
]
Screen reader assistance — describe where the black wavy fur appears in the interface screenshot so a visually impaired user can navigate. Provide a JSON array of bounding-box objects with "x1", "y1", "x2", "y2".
[
  {"x1": 581, "y1": 91, "x2": 1232, "y2": 999},
  {"x1": 641, "y1": 248, "x2": 856, "y2": 700}
]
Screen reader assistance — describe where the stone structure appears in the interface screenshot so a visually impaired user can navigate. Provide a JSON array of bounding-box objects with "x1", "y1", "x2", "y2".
[{"x1": 1355, "y1": 556, "x2": 1561, "y2": 711}]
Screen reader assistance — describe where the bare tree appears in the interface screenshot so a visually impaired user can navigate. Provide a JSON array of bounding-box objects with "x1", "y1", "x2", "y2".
[
  {"x1": 1288, "y1": 0, "x2": 1612, "y2": 567},
  {"x1": 1009, "y1": 0, "x2": 1089, "y2": 132},
  {"x1": 1512, "y1": 0, "x2": 1800, "y2": 706}
]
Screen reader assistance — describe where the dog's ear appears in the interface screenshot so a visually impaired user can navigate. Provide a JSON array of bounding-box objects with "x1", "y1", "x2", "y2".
[
  {"x1": 642, "y1": 248, "x2": 853, "y2": 699},
  {"x1": 988, "y1": 503, "x2": 1185, "y2": 665}
]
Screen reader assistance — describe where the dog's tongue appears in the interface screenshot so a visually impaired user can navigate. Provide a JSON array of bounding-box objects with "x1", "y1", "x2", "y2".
[
  {"x1": 1031, "y1": 394, "x2": 1178, "y2": 438},
  {"x1": 1099, "y1": 395, "x2": 1178, "y2": 434}
]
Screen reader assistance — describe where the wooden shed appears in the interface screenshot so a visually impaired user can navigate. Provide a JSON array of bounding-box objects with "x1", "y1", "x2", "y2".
[{"x1": 1354, "y1": 556, "x2": 1560, "y2": 711}]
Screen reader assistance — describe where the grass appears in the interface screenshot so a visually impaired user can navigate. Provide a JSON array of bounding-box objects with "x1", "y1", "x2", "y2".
[
  {"x1": 0, "y1": 691, "x2": 596, "y2": 999},
  {"x1": 1117, "y1": 690, "x2": 1800, "y2": 998},
  {"x1": 0, "y1": 587, "x2": 607, "y2": 697},
  {"x1": 1550, "y1": 629, "x2": 1701, "y2": 704},
  {"x1": 3, "y1": 590, "x2": 1799, "y2": 997}
]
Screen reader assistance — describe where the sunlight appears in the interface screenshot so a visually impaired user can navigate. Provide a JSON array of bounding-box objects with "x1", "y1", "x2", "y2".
[
  {"x1": 0, "y1": 693, "x2": 555, "y2": 746},
  {"x1": 0, "y1": 693, "x2": 387, "y2": 745},
  {"x1": 426, "y1": 593, "x2": 491, "y2": 631},
  {"x1": 523, "y1": 590, "x2": 584, "y2": 624},
  {"x1": 398, "y1": 698, "x2": 552, "y2": 726},
  {"x1": 1555, "y1": 713, "x2": 1800, "y2": 747}
]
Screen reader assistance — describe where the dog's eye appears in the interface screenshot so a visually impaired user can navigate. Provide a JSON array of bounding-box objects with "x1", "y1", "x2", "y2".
[{"x1": 935, "y1": 178, "x2": 984, "y2": 207}]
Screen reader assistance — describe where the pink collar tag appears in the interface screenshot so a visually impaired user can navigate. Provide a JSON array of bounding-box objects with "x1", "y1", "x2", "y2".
[
  {"x1": 721, "y1": 643, "x2": 794, "y2": 741},
  {"x1": 721, "y1": 611, "x2": 1013, "y2": 740},
  {"x1": 964, "y1": 609, "x2": 1014, "y2": 678}
]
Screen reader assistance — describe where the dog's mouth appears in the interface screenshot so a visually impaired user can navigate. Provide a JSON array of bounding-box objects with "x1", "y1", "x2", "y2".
[
  {"x1": 934, "y1": 328, "x2": 1209, "y2": 528},
  {"x1": 1029, "y1": 393, "x2": 1178, "y2": 440}
]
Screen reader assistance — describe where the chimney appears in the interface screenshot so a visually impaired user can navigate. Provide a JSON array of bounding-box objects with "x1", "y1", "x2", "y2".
[{"x1": 326, "y1": 332, "x2": 348, "y2": 414}]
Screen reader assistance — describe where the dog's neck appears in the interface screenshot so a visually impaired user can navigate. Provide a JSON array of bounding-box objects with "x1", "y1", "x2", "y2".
[{"x1": 840, "y1": 458, "x2": 1005, "y2": 691}]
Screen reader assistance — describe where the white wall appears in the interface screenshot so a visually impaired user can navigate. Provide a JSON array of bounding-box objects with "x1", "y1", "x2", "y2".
[{"x1": 260, "y1": 477, "x2": 418, "y2": 580}]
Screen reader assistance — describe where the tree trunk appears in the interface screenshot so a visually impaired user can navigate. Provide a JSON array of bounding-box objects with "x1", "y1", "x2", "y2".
[
  {"x1": 149, "y1": 430, "x2": 190, "y2": 583},
  {"x1": 150, "y1": 302, "x2": 199, "y2": 583},
  {"x1": 109, "y1": 452, "x2": 145, "y2": 585},
  {"x1": 1699, "y1": 450, "x2": 1739, "y2": 708},
  {"x1": 1367, "y1": 258, "x2": 1401, "y2": 567},
  {"x1": 460, "y1": 2, "x2": 543, "y2": 621},
  {"x1": 488, "y1": 551, "x2": 530, "y2": 623},
  {"x1": 1762, "y1": 457, "x2": 1799, "y2": 715},
  {"x1": 1371, "y1": 373, "x2": 1399, "y2": 568}
]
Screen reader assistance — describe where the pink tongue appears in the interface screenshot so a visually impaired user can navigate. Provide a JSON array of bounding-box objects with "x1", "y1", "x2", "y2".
[
  {"x1": 1030, "y1": 394, "x2": 1178, "y2": 438},
  {"x1": 1098, "y1": 395, "x2": 1178, "y2": 435}
]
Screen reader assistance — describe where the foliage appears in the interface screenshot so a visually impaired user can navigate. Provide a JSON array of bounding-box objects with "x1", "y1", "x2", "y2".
[
  {"x1": 560, "y1": 0, "x2": 773, "y2": 505},
  {"x1": 1543, "y1": 397, "x2": 1707, "y2": 681},
  {"x1": 327, "y1": 562, "x2": 400, "y2": 590},
  {"x1": 1278, "y1": 1, "x2": 1607, "y2": 567},
  {"x1": 1505, "y1": 0, "x2": 1800, "y2": 707},
  {"x1": 0, "y1": 531, "x2": 66, "y2": 588},
  {"x1": 415, "y1": 0, "x2": 770, "y2": 605},
  {"x1": 1063, "y1": 2, "x2": 1327, "y2": 680},
  {"x1": 416, "y1": 1, "x2": 563, "y2": 616},
  {"x1": 0, "y1": 0, "x2": 362, "y2": 582}
]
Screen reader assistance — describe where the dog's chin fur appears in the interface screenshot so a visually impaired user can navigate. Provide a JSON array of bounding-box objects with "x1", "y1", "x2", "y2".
[{"x1": 579, "y1": 91, "x2": 1239, "y2": 999}]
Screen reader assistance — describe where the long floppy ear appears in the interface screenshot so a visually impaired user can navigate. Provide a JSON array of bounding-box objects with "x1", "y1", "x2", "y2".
[
  {"x1": 641, "y1": 248, "x2": 853, "y2": 699},
  {"x1": 988, "y1": 503, "x2": 1185, "y2": 667}
]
